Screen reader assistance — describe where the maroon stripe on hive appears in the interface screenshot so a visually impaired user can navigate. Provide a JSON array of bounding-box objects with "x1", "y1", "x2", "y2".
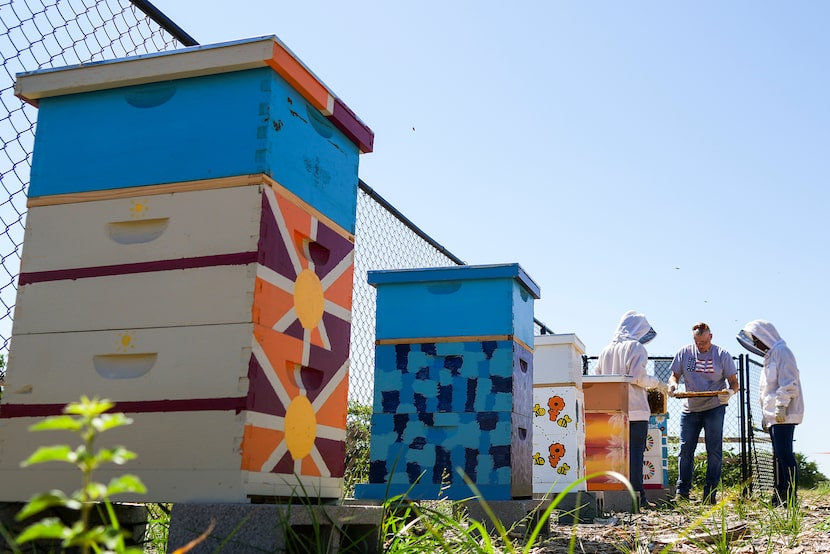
[
  {"x1": 17, "y1": 252, "x2": 259, "y2": 285},
  {"x1": 0, "y1": 397, "x2": 248, "y2": 418},
  {"x1": 329, "y1": 98, "x2": 374, "y2": 153}
]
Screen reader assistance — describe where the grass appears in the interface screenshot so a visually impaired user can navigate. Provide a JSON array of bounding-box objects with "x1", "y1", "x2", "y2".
[
  {"x1": 10, "y1": 483, "x2": 827, "y2": 553},
  {"x1": 6, "y1": 397, "x2": 825, "y2": 552}
]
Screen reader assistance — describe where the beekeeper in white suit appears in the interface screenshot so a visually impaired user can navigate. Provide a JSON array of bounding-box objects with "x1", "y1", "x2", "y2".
[
  {"x1": 594, "y1": 310, "x2": 668, "y2": 510},
  {"x1": 737, "y1": 320, "x2": 804, "y2": 506}
]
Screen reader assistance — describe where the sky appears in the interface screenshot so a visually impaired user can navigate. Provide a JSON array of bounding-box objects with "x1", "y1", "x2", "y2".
[{"x1": 153, "y1": 1, "x2": 830, "y2": 476}]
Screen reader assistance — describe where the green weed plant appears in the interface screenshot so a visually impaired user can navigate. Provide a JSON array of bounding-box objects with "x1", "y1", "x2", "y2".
[{"x1": 12, "y1": 396, "x2": 146, "y2": 554}]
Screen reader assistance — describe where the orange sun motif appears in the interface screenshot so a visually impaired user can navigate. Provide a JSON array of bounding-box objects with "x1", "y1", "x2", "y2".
[{"x1": 241, "y1": 186, "x2": 353, "y2": 479}]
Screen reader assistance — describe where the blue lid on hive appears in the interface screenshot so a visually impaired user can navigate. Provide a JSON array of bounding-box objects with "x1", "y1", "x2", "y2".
[
  {"x1": 368, "y1": 264, "x2": 540, "y2": 347},
  {"x1": 15, "y1": 36, "x2": 373, "y2": 235},
  {"x1": 368, "y1": 263, "x2": 540, "y2": 298},
  {"x1": 15, "y1": 35, "x2": 373, "y2": 153}
]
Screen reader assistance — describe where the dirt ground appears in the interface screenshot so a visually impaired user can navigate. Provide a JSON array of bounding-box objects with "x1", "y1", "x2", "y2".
[{"x1": 531, "y1": 489, "x2": 830, "y2": 553}]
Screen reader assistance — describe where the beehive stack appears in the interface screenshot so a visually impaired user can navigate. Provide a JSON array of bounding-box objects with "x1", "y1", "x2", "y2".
[
  {"x1": 0, "y1": 36, "x2": 372, "y2": 503},
  {"x1": 582, "y1": 376, "x2": 631, "y2": 490},
  {"x1": 643, "y1": 415, "x2": 669, "y2": 489},
  {"x1": 531, "y1": 333, "x2": 587, "y2": 494},
  {"x1": 355, "y1": 264, "x2": 540, "y2": 501}
]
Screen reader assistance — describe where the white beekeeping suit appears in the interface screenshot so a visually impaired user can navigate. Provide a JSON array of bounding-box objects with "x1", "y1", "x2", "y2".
[
  {"x1": 594, "y1": 310, "x2": 665, "y2": 421},
  {"x1": 737, "y1": 320, "x2": 804, "y2": 429}
]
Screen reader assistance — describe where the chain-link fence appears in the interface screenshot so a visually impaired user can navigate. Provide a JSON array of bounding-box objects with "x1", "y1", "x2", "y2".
[
  {"x1": 0, "y1": 0, "x2": 191, "y2": 549},
  {"x1": 743, "y1": 355, "x2": 775, "y2": 493},
  {"x1": 349, "y1": 181, "x2": 463, "y2": 405},
  {"x1": 0, "y1": 0, "x2": 187, "y2": 380}
]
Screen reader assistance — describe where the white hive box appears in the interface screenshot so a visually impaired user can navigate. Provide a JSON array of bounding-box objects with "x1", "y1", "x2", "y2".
[
  {"x1": 18, "y1": 184, "x2": 263, "y2": 272},
  {"x1": 3, "y1": 323, "x2": 254, "y2": 405},
  {"x1": 2, "y1": 179, "x2": 355, "y2": 502},
  {"x1": 14, "y1": 264, "x2": 256, "y2": 334},
  {"x1": 533, "y1": 333, "x2": 585, "y2": 386},
  {"x1": 644, "y1": 414, "x2": 669, "y2": 489},
  {"x1": 532, "y1": 385, "x2": 586, "y2": 493},
  {"x1": 0, "y1": 410, "x2": 345, "y2": 502},
  {"x1": 642, "y1": 426, "x2": 667, "y2": 488}
]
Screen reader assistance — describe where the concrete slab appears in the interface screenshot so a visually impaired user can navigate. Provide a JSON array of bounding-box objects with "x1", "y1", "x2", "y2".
[
  {"x1": 457, "y1": 498, "x2": 554, "y2": 537},
  {"x1": 534, "y1": 491, "x2": 602, "y2": 524},
  {"x1": 168, "y1": 503, "x2": 384, "y2": 554}
]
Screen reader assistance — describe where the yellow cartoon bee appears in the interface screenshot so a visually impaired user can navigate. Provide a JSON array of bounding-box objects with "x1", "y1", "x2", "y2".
[
  {"x1": 533, "y1": 403, "x2": 546, "y2": 417},
  {"x1": 557, "y1": 414, "x2": 573, "y2": 428},
  {"x1": 532, "y1": 452, "x2": 545, "y2": 465},
  {"x1": 557, "y1": 463, "x2": 571, "y2": 475}
]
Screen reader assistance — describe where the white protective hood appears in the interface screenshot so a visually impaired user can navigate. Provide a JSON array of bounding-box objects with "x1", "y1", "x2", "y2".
[
  {"x1": 595, "y1": 310, "x2": 661, "y2": 421},
  {"x1": 613, "y1": 310, "x2": 657, "y2": 345},
  {"x1": 737, "y1": 320, "x2": 781, "y2": 357}
]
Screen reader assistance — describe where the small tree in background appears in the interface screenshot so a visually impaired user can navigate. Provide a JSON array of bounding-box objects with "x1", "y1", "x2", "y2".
[
  {"x1": 344, "y1": 401, "x2": 372, "y2": 497},
  {"x1": 667, "y1": 450, "x2": 828, "y2": 492},
  {"x1": 795, "y1": 452, "x2": 828, "y2": 488}
]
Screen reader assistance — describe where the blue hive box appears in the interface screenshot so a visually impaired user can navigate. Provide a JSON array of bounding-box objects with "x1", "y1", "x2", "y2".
[
  {"x1": 15, "y1": 36, "x2": 373, "y2": 234},
  {"x1": 355, "y1": 411, "x2": 532, "y2": 500},
  {"x1": 373, "y1": 339, "x2": 532, "y2": 415},
  {"x1": 368, "y1": 264, "x2": 540, "y2": 349}
]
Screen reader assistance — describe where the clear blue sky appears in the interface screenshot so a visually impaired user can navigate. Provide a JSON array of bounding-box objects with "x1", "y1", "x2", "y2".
[{"x1": 156, "y1": 1, "x2": 830, "y2": 476}]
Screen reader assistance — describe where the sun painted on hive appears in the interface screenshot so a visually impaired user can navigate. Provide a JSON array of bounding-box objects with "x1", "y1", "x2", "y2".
[
  {"x1": 116, "y1": 332, "x2": 136, "y2": 352},
  {"x1": 241, "y1": 185, "x2": 354, "y2": 480},
  {"x1": 129, "y1": 199, "x2": 149, "y2": 218}
]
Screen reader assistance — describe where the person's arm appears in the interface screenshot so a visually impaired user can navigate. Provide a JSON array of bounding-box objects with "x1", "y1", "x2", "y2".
[
  {"x1": 627, "y1": 343, "x2": 666, "y2": 392},
  {"x1": 667, "y1": 350, "x2": 683, "y2": 396},
  {"x1": 726, "y1": 373, "x2": 739, "y2": 394},
  {"x1": 718, "y1": 351, "x2": 740, "y2": 393},
  {"x1": 717, "y1": 351, "x2": 740, "y2": 404}
]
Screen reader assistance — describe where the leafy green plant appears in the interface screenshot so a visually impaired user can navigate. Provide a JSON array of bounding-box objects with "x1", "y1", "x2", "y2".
[
  {"x1": 13, "y1": 396, "x2": 147, "y2": 554},
  {"x1": 667, "y1": 450, "x2": 827, "y2": 495},
  {"x1": 344, "y1": 400, "x2": 372, "y2": 497}
]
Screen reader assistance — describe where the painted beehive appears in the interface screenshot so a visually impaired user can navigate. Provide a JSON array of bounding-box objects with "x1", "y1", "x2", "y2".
[
  {"x1": 0, "y1": 178, "x2": 355, "y2": 502},
  {"x1": 533, "y1": 333, "x2": 586, "y2": 386},
  {"x1": 532, "y1": 385, "x2": 586, "y2": 493},
  {"x1": 15, "y1": 36, "x2": 373, "y2": 235},
  {"x1": 643, "y1": 414, "x2": 669, "y2": 489},
  {"x1": 356, "y1": 264, "x2": 540, "y2": 501},
  {"x1": 3, "y1": 34, "x2": 373, "y2": 503},
  {"x1": 582, "y1": 375, "x2": 631, "y2": 491},
  {"x1": 584, "y1": 412, "x2": 630, "y2": 490}
]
